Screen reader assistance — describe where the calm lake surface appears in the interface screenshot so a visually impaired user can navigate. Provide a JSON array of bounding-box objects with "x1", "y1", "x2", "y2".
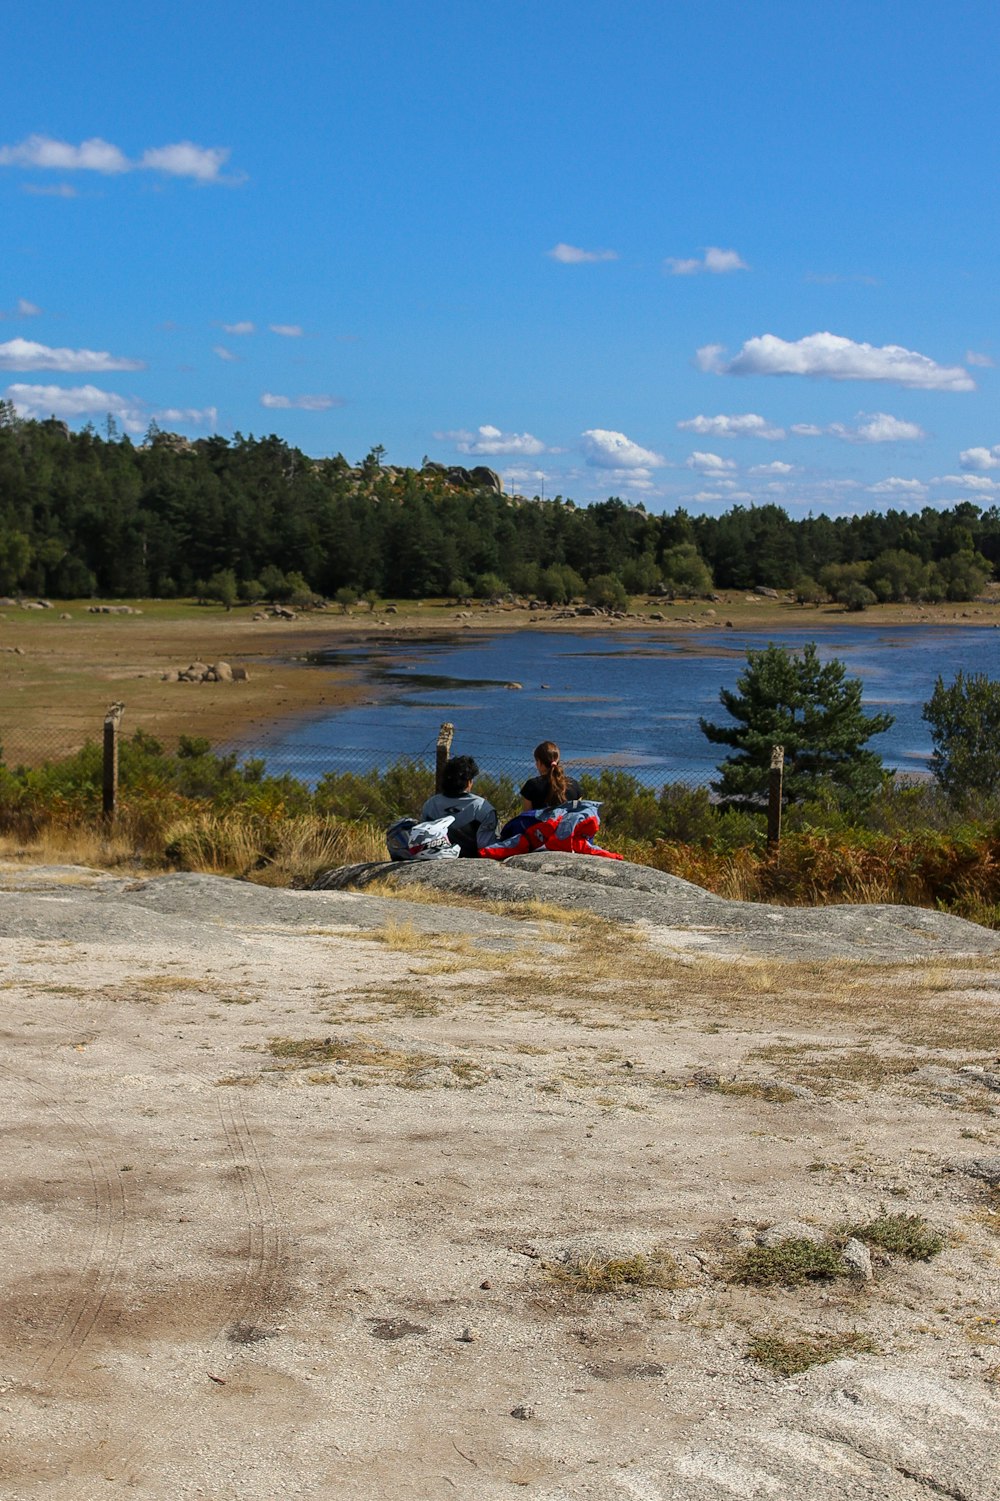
[{"x1": 263, "y1": 625, "x2": 1000, "y2": 785}]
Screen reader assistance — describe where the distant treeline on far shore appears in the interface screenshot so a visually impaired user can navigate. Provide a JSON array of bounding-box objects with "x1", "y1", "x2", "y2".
[{"x1": 1, "y1": 404, "x2": 997, "y2": 607}]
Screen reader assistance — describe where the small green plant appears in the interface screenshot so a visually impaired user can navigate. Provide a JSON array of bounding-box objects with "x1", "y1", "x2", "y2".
[
  {"x1": 730, "y1": 1237, "x2": 848, "y2": 1287},
  {"x1": 842, "y1": 1213, "x2": 944, "y2": 1261},
  {"x1": 544, "y1": 1250, "x2": 684, "y2": 1296},
  {"x1": 748, "y1": 1329, "x2": 876, "y2": 1375}
]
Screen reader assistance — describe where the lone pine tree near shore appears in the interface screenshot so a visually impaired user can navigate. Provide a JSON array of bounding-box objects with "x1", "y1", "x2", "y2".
[
  {"x1": 700, "y1": 642, "x2": 894, "y2": 809},
  {"x1": 923, "y1": 671, "x2": 1000, "y2": 803}
]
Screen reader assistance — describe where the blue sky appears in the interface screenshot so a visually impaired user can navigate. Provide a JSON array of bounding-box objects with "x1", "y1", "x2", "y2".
[{"x1": 2, "y1": 0, "x2": 999, "y2": 517}]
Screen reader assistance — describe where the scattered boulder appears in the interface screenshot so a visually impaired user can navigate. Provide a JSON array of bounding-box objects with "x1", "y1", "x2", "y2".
[
  {"x1": 168, "y1": 659, "x2": 248, "y2": 684},
  {"x1": 842, "y1": 1236, "x2": 874, "y2": 1280},
  {"x1": 946, "y1": 1156, "x2": 1000, "y2": 1186},
  {"x1": 754, "y1": 586, "x2": 780, "y2": 599},
  {"x1": 757, "y1": 1220, "x2": 824, "y2": 1248},
  {"x1": 59, "y1": 612, "x2": 72, "y2": 620}
]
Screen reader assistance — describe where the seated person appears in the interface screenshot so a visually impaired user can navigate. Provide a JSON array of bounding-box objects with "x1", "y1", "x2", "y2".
[
  {"x1": 521, "y1": 739, "x2": 582, "y2": 810},
  {"x1": 421, "y1": 754, "x2": 498, "y2": 856}
]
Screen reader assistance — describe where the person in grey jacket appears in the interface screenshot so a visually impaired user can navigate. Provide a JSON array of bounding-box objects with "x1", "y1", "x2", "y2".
[{"x1": 420, "y1": 754, "x2": 498, "y2": 857}]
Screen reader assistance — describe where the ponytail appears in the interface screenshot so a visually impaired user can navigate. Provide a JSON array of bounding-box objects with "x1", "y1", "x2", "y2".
[{"x1": 533, "y1": 740, "x2": 567, "y2": 805}]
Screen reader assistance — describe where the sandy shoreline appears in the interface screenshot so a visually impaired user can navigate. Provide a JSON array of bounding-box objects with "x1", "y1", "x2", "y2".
[{"x1": 2, "y1": 592, "x2": 998, "y2": 764}]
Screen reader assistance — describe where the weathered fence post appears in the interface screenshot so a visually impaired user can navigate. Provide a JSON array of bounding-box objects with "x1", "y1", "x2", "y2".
[
  {"x1": 103, "y1": 701, "x2": 125, "y2": 825},
  {"x1": 435, "y1": 721, "x2": 454, "y2": 793},
  {"x1": 767, "y1": 743, "x2": 784, "y2": 849}
]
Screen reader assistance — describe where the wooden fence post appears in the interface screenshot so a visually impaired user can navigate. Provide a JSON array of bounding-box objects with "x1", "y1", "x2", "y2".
[
  {"x1": 103, "y1": 701, "x2": 125, "y2": 825},
  {"x1": 767, "y1": 743, "x2": 784, "y2": 849},
  {"x1": 435, "y1": 721, "x2": 454, "y2": 793}
]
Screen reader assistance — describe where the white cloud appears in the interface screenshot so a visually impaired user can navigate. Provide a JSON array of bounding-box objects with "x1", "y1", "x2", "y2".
[
  {"x1": 260, "y1": 392, "x2": 341, "y2": 411},
  {"x1": 222, "y1": 321, "x2": 255, "y2": 335},
  {"x1": 0, "y1": 134, "x2": 129, "y2": 173},
  {"x1": 5, "y1": 383, "x2": 220, "y2": 435},
  {"x1": 749, "y1": 460, "x2": 794, "y2": 475},
  {"x1": 5, "y1": 381, "x2": 145, "y2": 432},
  {"x1": 269, "y1": 323, "x2": 303, "y2": 337},
  {"x1": 437, "y1": 424, "x2": 549, "y2": 457},
  {"x1": 0, "y1": 337, "x2": 144, "y2": 373},
  {"x1": 790, "y1": 423, "x2": 824, "y2": 436},
  {"x1": 138, "y1": 143, "x2": 230, "y2": 182},
  {"x1": 869, "y1": 477, "x2": 927, "y2": 495},
  {"x1": 0, "y1": 133, "x2": 233, "y2": 183},
  {"x1": 933, "y1": 472, "x2": 999, "y2": 492},
  {"x1": 581, "y1": 428, "x2": 665, "y2": 469},
  {"x1": 21, "y1": 182, "x2": 78, "y2": 198},
  {"x1": 16, "y1": 299, "x2": 41, "y2": 317},
  {"x1": 154, "y1": 405, "x2": 218, "y2": 428},
  {"x1": 685, "y1": 451, "x2": 736, "y2": 473},
  {"x1": 829, "y1": 412, "x2": 927, "y2": 443},
  {"x1": 694, "y1": 343, "x2": 728, "y2": 373},
  {"x1": 213, "y1": 345, "x2": 239, "y2": 362},
  {"x1": 677, "y1": 412, "x2": 785, "y2": 440},
  {"x1": 546, "y1": 242, "x2": 618, "y2": 264},
  {"x1": 665, "y1": 246, "x2": 748, "y2": 276},
  {"x1": 966, "y1": 350, "x2": 995, "y2": 368},
  {"x1": 698, "y1": 331, "x2": 974, "y2": 391},
  {"x1": 959, "y1": 445, "x2": 1000, "y2": 471}
]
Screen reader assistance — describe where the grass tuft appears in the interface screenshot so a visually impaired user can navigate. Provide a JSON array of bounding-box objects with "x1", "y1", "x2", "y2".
[
  {"x1": 729, "y1": 1237, "x2": 848, "y2": 1287},
  {"x1": 842, "y1": 1213, "x2": 944, "y2": 1261},
  {"x1": 543, "y1": 1250, "x2": 685, "y2": 1296},
  {"x1": 747, "y1": 1329, "x2": 876, "y2": 1375}
]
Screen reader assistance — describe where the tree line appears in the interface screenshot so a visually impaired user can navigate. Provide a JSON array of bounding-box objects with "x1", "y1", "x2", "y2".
[{"x1": 0, "y1": 405, "x2": 996, "y2": 603}]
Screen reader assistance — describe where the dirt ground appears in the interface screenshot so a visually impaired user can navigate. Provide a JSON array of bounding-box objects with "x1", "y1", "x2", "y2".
[
  {"x1": 1, "y1": 862, "x2": 999, "y2": 1499},
  {"x1": 2, "y1": 590, "x2": 999, "y2": 763}
]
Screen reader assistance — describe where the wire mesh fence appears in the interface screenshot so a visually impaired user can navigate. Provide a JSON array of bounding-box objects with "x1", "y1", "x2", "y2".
[{"x1": 0, "y1": 707, "x2": 720, "y2": 804}]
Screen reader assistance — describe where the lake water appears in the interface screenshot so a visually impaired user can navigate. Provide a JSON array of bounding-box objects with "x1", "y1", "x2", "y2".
[{"x1": 261, "y1": 625, "x2": 1000, "y2": 786}]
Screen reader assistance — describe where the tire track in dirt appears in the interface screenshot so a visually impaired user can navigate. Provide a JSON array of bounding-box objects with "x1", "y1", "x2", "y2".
[
  {"x1": 62, "y1": 1083, "x2": 289, "y2": 1499},
  {"x1": 0, "y1": 1062, "x2": 128, "y2": 1392}
]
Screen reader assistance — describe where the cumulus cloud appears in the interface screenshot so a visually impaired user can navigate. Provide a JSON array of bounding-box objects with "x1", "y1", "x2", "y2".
[
  {"x1": 966, "y1": 350, "x2": 995, "y2": 368},
  {"x1": 260, "y1": 392, "x2": 342, "y2": 411},
  {"x1": 0, "y1": 134, "x2": 233, "y2": 183},
  {"x1": 0, "y1": 337, "x2": 144, "y2": 373},
  {"x1": 213, "y1": 345, "x2": 239, "y2": 362},
  {"x1": 436, "y1": 424, "x2": 550, "y2": 457},
  {"x1": 959, "y1": 445, "x2": 1000, "y2": 471},
  {"x1": 677, "y1": 412, "x2": 784, "y2": 440},
  {"x1": 222, "y1": 321, "x2": 255, "y2": 335},
  {"x1": 5, "y1": 382, "x2": 145, "y2": 432},
  {"x1": 581, "y1": 429, "x2": 665, "y2": 469},
  {"x1": 665, "y1": 246, "x2": 748, "y2": 276},
  {"x1": 138, "y1": 143, "x2": 230, "y2": 182},
  {"x1": 933, "y1": 473, "x2": 999, "y2": 492},
  {"x1": 154, "y1": 405, "x2": 218, "y2": 428},
  {"x1": 16, "y1": 299, "x2": 41, "y2": 317},
  {"x1": 869, "y1": 477, "x2": 927, "y2": 495},
  {"x1": 685, "y1": 451, "x2": 736, "y2": 473},
  {"x1": 5, "y1": 382, "x2": 219, "y2": 435},
  {"x1": 546, "y1": 243, "x2": 618, "y2": 264},
  {"x1": 697, "y1": 332, "x2": 974, "y2": 391},
  {"x1": 829, "y1": 412, "x2": 927, "y2": 443},
  {"x1": 790, "y1": 423, "x2": 824, "y2": 437},
  {"x1": 749, "y1": 460, "x2": 794, "y2": 475},
  {"x1": 269, "y1": 323, "x2": 303, "y2": 337}
]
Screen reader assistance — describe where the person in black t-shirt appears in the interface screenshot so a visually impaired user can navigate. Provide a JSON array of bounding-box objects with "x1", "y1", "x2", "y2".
[{"x1": 520, "y1": 739, "x2": 581, "y2": 810}]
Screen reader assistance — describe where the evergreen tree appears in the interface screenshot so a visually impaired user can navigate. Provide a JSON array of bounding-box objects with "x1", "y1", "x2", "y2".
[
  {"x1": 700, "y1": 642, "x2": 894, "y2": 809},
  {"x1": 923, "y1": 671, "x2": 1000, "y2": 803}
]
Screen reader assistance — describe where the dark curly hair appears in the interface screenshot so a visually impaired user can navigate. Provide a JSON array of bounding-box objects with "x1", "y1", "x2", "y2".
[{"x1": 441, "y1": 754, "x2": 480, "y2": 797}]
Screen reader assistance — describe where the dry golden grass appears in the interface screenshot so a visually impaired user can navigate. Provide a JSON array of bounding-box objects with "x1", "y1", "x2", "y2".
[
  {"x1": 261, "y1": 1033, "x2": 489, "y2": 1089},
  {"x1": 543, "y1": 1250, "x2": 686, "y2": 1296}
]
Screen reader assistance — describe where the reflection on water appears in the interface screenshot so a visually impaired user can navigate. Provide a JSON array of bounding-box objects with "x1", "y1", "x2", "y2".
[{"x1": 271, "y1": 625, "x2": 1000, "y2": 784}]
